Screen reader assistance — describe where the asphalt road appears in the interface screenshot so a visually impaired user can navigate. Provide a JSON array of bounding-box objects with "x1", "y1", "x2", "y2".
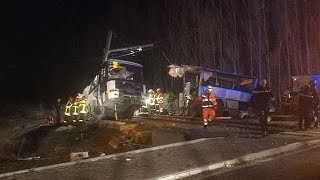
[{"x1": 191, "y1": 146, "x2": 320, "y2": 180}]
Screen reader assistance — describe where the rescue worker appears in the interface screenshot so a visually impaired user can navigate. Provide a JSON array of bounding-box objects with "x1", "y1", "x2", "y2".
[
  {"x1": 201, "y1": 86, "x2": 217, "y2": 128},
  {"x1": 155, "y1": 88, "x2": 164, "y2": 114},
  {"x1": 55, "y1": 98, "x2": 62, "y2": 125},
  {"x1": 140, "y1": 89, "x2": 155, "y2": 115},
  {"x1": 309, "y1": 80, "x2": 319, "y2": 128},
  {"x1": 64, "y1": 96, "x2": 73, "y2": 123},
  {"x1": 71, "y1": 95, "x2": 81, "y2": 123},
  {"x1": 252, "y1": 79, "x2": 273, "y2": 137},
  {"x1": 148, "y1": 89, "x2": 156, "y2": 114},
  {"x1": 299, "y1": 80, "x2": 319, "y2": 130},
  {"x1": 78, "y1": 96, "x2": 88, "y2": 122}
]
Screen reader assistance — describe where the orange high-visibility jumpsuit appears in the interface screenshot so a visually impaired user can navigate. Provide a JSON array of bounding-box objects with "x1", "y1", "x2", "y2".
[{"x1": 202, "y1": 92, "x2": 217, "y2": 126}]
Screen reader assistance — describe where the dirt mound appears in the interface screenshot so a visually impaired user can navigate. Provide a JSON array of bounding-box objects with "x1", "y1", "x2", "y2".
[
  {"x1": 0, "y1": 139, "x2": 16, "y2": 161},
  {"x1": 0, "y1": 120, "x2": 153, "y2": 173}
]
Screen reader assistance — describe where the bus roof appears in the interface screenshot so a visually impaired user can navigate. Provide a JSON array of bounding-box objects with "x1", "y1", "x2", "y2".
[{"x1": 204, "y1": 68, "x2": 258, "y2": 79}]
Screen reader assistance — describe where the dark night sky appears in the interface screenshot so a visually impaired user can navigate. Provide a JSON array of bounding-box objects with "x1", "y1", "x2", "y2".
[{"x1": 1, "y1": 0, "x2": 161, "y2": 104}]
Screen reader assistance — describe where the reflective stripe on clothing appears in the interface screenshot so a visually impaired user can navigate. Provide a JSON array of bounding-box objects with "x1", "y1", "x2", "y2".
[
  {"x1": 202, "y1": 98, "x2": 214, "y2": 108},
  {"x1": 78, "y1": 100, "x2": 87, "y2": 114},
  {"x1": 71, "y1": 102, "x2": 79, "y2": 115},
  {"x1": 65, "y1": 102, "x2": 72, "y2": 116}
]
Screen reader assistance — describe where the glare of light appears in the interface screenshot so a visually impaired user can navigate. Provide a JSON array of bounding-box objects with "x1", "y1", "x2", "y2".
[
  {"x1": 145, "y1": 98, "x2": 151, "y2": 104},
  {"x1": 137, "y1": 47, "x2": 142, "y2": 51}
]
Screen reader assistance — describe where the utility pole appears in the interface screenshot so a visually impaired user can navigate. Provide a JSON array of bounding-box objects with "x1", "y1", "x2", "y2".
[{"x1": 103, "y1": 30, "x2": 113, "y2": 64}]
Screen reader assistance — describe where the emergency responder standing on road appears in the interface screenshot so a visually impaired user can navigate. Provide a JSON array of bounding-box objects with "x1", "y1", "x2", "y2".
[
  {"x1": 55, "y1": 98, "x2": 62, "y2": 125},
  {"x1": 155, "y1": 88, "x2": 164, "y2": 114},
  {"x1": 201, "y1": 86, "x2": 217, "y2": 128},
  {"x1": 252, "y1": 79, "x2": 273, "y2": 137}
]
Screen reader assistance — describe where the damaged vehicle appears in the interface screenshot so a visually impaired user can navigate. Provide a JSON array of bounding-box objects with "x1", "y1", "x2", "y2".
[
  {"x1": 168, "y1": 65, "x2": 259, "y2": 117},
  {"x1": 83, "y1": 59, "x2": 146, "y2": 119}
]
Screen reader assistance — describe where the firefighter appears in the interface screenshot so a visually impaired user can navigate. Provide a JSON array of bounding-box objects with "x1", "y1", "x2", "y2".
[
  {"x1": 71, "y1": 95, "x2": 81, "y2": 123},
  {"x1": 201, "y1": 86, "x2": 217, "y2": 128},
  {"x1": 252, "y1": 79, "x2": 273, "y2": 137},
  {"x1": 64, "y1": 96, "x2": 73, "y2": 123},
  {"x1": 78, "y1": 96, "x2": 88, "y2": 122},
  {"x1": 148, "y1": 89, "x2": 156, "y2": 114},
  {"x1": 155, "y1": 88, "x2": 164, "y2": 114},
  {"x1": 140, "y1": 89, "x2": 155, "y2": 115}
]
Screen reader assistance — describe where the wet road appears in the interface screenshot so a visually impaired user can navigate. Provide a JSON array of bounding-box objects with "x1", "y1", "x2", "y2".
[{"x1": 192, "y1": 146, "x2": 320, "y2": 180}]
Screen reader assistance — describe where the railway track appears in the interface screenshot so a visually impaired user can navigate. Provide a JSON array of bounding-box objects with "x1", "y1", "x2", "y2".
[{"x1": 133, "y1": 114, "x2": 298, "y2": 133}]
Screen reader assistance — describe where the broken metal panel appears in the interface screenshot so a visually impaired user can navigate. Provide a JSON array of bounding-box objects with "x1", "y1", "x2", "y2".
[
  {"x1": 169, "y1": 64, "x2": 258, "y2": 113},
  {"x1": 168, "y1": 65, "x2": 202, "y2": 78},
  {"x1": 292, "y1": 74, "x2": 320, "y2": 92}
]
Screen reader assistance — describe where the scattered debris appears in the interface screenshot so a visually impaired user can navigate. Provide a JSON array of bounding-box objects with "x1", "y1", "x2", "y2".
[
  {"x1": 119, "y1": 124, "x2": 137, "y2": 132},
  {"x1": 134, "y1": 131, "x2": 152, "y2": 144},
  {"x1": 225, "y1": 161, "x2": 233, "y2": 168},
  {"x1": 99, "y1": 153, "x2": 105, "y2": 156},
  {"x1": 126, "y1": 158, "x2": 131, "y2": 161},
  {"x1": 109, "y1": 137, "x2": 121, "y2": 149},
  {"x1": 55, "y1": 125, "x2": 74, "y2": 132},
  {"x1": 17, "y1": 156, "x2": 40, "y2": 161},
  {"x1": 70, "y1": 152, "x2": 89, "y2": 161}
]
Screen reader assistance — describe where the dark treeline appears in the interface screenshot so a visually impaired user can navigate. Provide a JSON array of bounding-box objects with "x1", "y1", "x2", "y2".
[
  {"x1": 124, "y1": 0, "x2": 320, "y2": 101},
  {"x1": 4, "y1": 0, "x2": 320, "y2": 104}
]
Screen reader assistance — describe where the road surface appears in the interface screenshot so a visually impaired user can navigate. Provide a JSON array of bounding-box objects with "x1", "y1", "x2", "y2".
[{"x1": 191, "y1": 146, "x2": 320, "y2": 180}]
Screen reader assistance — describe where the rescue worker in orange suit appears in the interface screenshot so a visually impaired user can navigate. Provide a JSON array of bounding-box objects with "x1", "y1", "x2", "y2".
[
  {"x1": 252, "y1": 79, "x2": 273, "y2": 137},
  {"x1": 155, "y1": 88, "x2": 164, "y2": 114},
  {"x1": 201, "y1": 87, "x2": 217, "y2": 128},
  {"x1": 64, "y1": 96, "x2": 74, "y2": 123}
]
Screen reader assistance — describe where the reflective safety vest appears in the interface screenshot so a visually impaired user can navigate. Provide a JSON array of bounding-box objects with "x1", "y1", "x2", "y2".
[
  {"x1": 65, "y1": 102, "x2": 72, "y2": 116},
  {"x1": 148, "y1": 94, "x2": 155, "y2": 105},
  {"x1": 202, "y1": 94, "x2": 217, "y2": 108},
  {"x1": 78, "y1": 100, "x2": 87, "y2": 114},
  {"x1": 156, "y1": 93, "x2": 164, "y2": 104},
  {"x1": 71, "y1": 102, "x2": 79, "y2": 116}
]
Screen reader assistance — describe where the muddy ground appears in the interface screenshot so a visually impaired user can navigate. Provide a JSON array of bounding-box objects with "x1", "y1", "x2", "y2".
[
  {"x1": 0, "y1": 103, "x2": 157, "y2": 174},
  {"x1": 0, "y1": 104, "x2": 284, "y2": 174}
]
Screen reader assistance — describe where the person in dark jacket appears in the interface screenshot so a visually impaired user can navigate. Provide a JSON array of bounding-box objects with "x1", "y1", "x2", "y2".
[
  {"x1": 252, "y1": 79, "x2": 273, "y2": 137},
  {"x1": 55, "y1": 98, "x2": 62, "y2": 125},
  {"x1": 309, "y1": 80, "x2": 320, "y2": 128},
  {"x1": 299, "y1": 80, "x2": 319, "y2": 130}
]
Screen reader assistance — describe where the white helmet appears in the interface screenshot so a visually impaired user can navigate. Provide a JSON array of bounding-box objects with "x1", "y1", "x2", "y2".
[{"x1": 207, "y1": 85, "x2": 213, "y2": 91}]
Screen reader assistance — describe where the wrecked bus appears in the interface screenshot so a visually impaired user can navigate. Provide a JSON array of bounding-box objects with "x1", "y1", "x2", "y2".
[
  {"x1": 168, "y1": 65, "x2": 259, "y2": 117},
  {"x1": 83, "y1": 59, "x2": 146, "y2": 119}
]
